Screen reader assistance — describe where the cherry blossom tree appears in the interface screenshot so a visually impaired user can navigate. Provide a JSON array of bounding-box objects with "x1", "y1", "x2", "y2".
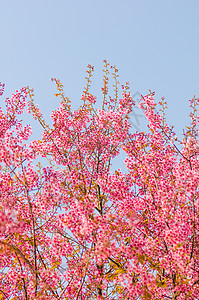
[{"x1": 0, "y1": 62, "x2": 198, "y2": 299}]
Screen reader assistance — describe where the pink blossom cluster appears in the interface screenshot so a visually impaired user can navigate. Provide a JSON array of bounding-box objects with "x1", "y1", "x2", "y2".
[
  {"x1": 0, "y1": 82, "x2": 5, "y2": 96},
  {"x1": 0, "y1": 68, "x2": 198, "y2": 300}
]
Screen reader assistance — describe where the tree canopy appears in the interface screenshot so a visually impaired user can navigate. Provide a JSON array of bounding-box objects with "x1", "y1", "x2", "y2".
[{"x1": 0, "y1": 62, "x2": 198, "y2": 299}]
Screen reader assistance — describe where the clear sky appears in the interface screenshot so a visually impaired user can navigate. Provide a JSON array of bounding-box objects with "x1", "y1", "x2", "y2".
[{"x1": 1, "y1": 0, "x2": 199, "y2": 138}]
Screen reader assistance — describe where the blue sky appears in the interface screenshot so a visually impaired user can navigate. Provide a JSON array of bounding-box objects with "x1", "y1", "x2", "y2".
[{"x1": 1, "y1": 0, "x2": 199, "y2": 138}]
